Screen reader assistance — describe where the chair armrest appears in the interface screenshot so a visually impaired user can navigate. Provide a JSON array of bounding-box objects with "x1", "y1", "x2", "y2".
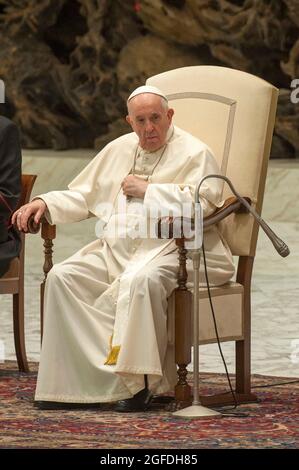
[
  {"x1": 204, "y1": 196, "x2": 251, "y2": 228},
  {"x1": 26, "y1": 215, "x2": 42, "y2": 234},
  {"x1": 23, "y1": 214, "x2": 55, "y2": 238},
  {"x1": 157, "y1": 196, "x2": 251, "y2": 239},
  {"x1": 14, "y1": 215, "x2": 53, "y2": 234}
]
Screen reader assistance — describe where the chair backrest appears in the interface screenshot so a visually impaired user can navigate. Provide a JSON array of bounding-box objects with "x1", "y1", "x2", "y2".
[
  {"x1": 19, "y1": 174, "x2": 37, "y2": 209},
  {"x1": 147, "y1": 66, "x2": 278, "y2": 256}
]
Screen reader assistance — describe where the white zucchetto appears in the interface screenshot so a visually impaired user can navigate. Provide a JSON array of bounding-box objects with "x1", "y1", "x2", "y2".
[{"x1": 127, "y1": 85, "x2": 168, "y2": 103}]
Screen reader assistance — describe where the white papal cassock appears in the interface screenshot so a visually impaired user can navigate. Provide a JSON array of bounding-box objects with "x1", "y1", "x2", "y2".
[{"x1": 34, "y1": 125, "x2": 235, "y2": 403}]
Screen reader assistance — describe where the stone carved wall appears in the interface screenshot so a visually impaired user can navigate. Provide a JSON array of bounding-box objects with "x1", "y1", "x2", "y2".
[{"x1": 0, "y1": 0, "x2": 298, "y2": 157}]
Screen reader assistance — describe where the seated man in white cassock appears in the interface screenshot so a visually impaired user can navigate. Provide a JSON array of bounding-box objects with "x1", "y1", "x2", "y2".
[{"x1": 13, "y1": 85, "x2": 235, "y2": 411}]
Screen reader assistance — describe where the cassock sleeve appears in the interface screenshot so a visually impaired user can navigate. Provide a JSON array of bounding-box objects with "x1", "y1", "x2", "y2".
[
  {"x1": 33, "y1": 190, "x2": 90, "y2": 225},
  {"x1": 32, "y1": 134, "x2": 136, "y2": 226},
  {"x1": 144, "y1": 147, "x2": 223, "y2": 218},
  {"x1": 144, "y1": 183, "x2": 216, "y2": 218}
]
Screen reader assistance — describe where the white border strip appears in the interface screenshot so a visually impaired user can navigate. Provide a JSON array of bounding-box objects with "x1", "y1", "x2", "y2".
[{"x1": 0, "y1": 79, "x2": 5, "y2": 103}]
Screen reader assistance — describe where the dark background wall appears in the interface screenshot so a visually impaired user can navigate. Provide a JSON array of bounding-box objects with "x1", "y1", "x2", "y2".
[{"x1": 0, "y1": 0, "x2": 298, "y2": 157}]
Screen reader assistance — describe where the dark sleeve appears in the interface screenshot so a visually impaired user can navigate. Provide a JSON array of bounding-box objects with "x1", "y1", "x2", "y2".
[
  {"x1": 0, "y1": 121, "x2": 22, "y2": 219},
  {"x1": 0, "y1": 120, "x2": 22, "y2": 273}
]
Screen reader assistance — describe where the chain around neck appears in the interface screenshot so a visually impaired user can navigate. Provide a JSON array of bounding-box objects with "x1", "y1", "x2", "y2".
[{"x1": 131, "y1": 142, "x2": 168, "y2": 177}]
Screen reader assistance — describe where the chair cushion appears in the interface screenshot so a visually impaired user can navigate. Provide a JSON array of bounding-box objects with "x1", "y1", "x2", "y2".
[{"x1": 167, "y1": 282, "x2": 244, "y2": 345}]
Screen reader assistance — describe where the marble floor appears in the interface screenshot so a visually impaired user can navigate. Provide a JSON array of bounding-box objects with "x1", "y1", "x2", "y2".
[{"x1": 1, "y1": 152, "x2": 299, "y2": 379}]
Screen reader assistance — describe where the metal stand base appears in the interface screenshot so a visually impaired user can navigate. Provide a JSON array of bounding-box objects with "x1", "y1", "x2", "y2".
[{"x1": 173, "y1": 404, "x2": 222, "y2": 419}]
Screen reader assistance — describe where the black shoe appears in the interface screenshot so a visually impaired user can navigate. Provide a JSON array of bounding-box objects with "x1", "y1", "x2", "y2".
[{"x1": 114, "y1": 387, "x2": 153, "y2": 412}]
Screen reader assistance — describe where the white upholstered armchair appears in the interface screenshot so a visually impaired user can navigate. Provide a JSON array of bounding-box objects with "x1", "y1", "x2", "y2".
[{"x1": 147, "y1": 65, "x2": 278, "y2": 408}]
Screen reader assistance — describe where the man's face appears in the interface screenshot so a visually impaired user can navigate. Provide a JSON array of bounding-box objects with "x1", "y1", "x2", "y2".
[{"x1": 126, "y1": 94, "x2": 174, "y2": 152}]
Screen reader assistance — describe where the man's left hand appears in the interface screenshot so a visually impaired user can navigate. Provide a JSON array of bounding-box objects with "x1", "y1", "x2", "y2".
[{"x1": 121, "y1": 175, "x2": 149, "y2": 199}]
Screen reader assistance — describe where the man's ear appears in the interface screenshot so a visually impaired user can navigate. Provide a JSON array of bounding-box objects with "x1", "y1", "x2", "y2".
[
  {"x1": 126, "y1": 115, "x2": 132, "y2": 126},
  {"x1": 167, "y1": 108, "x2": 174, "y2": 122}
]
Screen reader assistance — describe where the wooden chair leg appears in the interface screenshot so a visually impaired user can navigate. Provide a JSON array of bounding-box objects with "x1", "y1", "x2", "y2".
[
  {"x1": 174, "y1": 288, "x2": 192, "y2": 407},
  {"x1": 235, "y1": 255, "x2": 257, "y2": 402},
  {"x1": 174, "y1": 238, "x2": 192, "y2": 409},
  {"x1": 13, "y1": 288, "x2": 29, "y2": 372},
  {"x1": 40, "y1": 221, "x2": 56, "y2": 343}
]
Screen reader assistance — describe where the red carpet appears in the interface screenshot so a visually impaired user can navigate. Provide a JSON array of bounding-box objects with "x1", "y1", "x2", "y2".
[{"x1": 0, "y1": 362, "x2": 298, "y2": 449}]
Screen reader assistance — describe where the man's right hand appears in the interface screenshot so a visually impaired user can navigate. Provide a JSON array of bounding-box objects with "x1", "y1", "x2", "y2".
[{"x1": 11, "y1": 199, "x2": 47, "y2": 233}]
